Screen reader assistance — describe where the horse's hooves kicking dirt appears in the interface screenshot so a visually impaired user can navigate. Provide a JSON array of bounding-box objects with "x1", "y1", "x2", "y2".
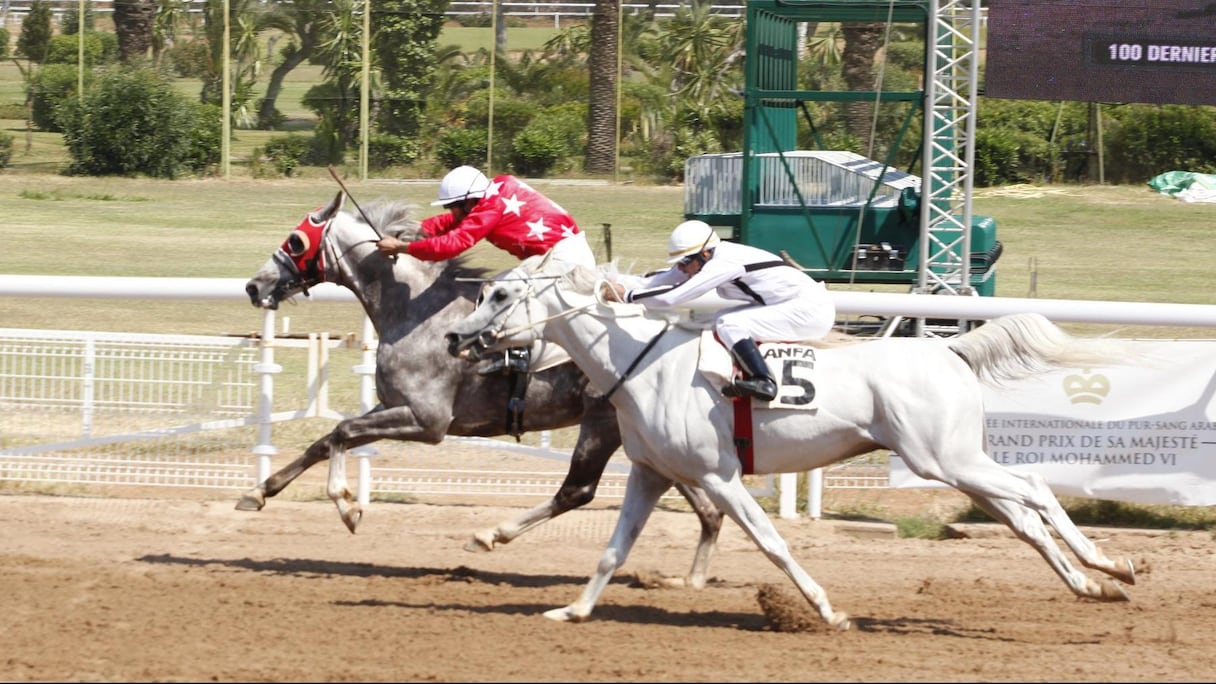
[{"x1": 756, "y1": 583, "x2": 823, "y2": 632}]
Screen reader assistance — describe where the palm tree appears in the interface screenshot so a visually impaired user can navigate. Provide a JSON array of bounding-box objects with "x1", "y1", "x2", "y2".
[
  {"x1": 112, "y1": 0, "x2": 158, "y2": 63},
  {"x1": 585, "y1": 0, "x2": 618, "y2": 175},
  {"x1": 840, "y1": 22, "x2": 885, "y2": 152}
]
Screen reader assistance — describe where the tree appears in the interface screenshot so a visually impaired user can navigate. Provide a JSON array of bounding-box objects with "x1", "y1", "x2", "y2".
[
  {"x1": 307, "y1": 0, "x2": 365, "y2": 163},
  {"x1": 373, "y1": 0, "x2": 448, "y2": 138},
  {"x1": 840, "y1": 22, "x2": 885, "y2": 152},
  {"x1": 112, "y1": 0, "x2": 159, "y2": 63},
  {"x1": 254, "y1": 0, "x2": 331, "y2": 129},
  {"x1": 584, "y1": 0, "x2": 618, "y2": 174},
  {"x1": 16, "y1": 0, "x2": 53, "y2": 62},
  {"x1": 200, "y1": 0, "x2": 275, "y2": 126}
]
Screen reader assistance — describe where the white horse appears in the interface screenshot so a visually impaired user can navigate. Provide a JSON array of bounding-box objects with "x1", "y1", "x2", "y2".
[{"x1": 445, "y1": 256, "x2": 1142, "y2": 631}]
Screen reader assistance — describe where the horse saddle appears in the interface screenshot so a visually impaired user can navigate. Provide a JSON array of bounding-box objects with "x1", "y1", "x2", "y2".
[{"x1": 696, "y1": 332, "x2": 820, "y2": 410}]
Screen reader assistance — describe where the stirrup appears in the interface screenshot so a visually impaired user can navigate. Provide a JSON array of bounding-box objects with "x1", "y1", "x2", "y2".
[
  {"x1": 478, "y1": 348, "x2": 530, "y2": 376},
  {"x1": 477, "y1": 355, "x2": 509, "y2": 376}
]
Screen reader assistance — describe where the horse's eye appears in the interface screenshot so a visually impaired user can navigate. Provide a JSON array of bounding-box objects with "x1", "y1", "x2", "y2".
[
  {"x1": 286, "y1": 231, "x2": 309, "y2": 257},
  {"x1": 492, "y1": 289, "x2": 508, "y2": 303}
]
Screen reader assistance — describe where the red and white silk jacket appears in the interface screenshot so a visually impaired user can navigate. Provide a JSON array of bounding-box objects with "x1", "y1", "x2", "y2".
[{"x1": 405, "y1": 175, "x2": 581, "y2": 261}]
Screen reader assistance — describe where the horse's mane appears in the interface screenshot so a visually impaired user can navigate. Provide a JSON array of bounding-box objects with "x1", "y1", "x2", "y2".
[{"x1": 355, "y1": 198, "x2": 493, "y2": 282}]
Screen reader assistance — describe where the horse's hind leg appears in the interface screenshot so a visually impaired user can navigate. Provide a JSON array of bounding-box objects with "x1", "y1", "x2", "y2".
[
  {"x1": 699, "y1": 472, "x2": 850, "y2": 631},
  {"x1": 467, "y1": 397, "x2": 724, "y2": 587},
  {"x1": 671, "y1": 481, "x2": 724, "y2": 589},
  {"x1": 543, "y1": 463, "x2": 672, "y2": 623},
  {"x1": 964, "y1": 492, "x2": 1131, "y2": 601},
  {"x1": 235, "y1": 435, "x2": 333, "y2": 511},
  {"x1": 929, "y1": 453, "x2": 1134, "y2": 601},
  {"x1": 466, "y1": 400, "x2": 623, "y2": 552},
  {"x1": 1000, "y1": 470, "x2": 1137, "y2": 585}
]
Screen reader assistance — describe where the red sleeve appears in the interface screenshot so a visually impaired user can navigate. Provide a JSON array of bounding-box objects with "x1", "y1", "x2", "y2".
[
  {"x1": 419, "y1": 212, "x2": 456, "y2": 237},
  {"x1": 406, "y1": 202, "x2": 504, "y2": 261}
]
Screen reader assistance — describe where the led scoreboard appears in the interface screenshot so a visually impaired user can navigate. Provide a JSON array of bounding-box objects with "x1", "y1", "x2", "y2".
[{"x1": 985, "y1": 0, "x2": 1216, "y2": 105}]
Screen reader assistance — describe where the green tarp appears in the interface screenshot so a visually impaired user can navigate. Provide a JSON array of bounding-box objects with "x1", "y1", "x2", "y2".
[{"x1": 1148, "y1": 171, "x2": 1216, "y2": 203}]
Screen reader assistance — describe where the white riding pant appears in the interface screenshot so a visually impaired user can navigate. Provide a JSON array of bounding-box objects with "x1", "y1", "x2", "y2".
[
  {"x1": 547, "y1": 231, "x2": 596, "y2": 273},
  {"x1": 714, "y1": 287, "x2": 836, "y2": 349}
]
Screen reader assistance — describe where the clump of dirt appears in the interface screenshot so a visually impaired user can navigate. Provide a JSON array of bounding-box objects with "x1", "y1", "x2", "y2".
[
  {"x1": 756, "y1": 583, "x2": 820, "y2": 632},
  {"x1": 627, "y1": 568, "x2": 687, "y2": 589}
]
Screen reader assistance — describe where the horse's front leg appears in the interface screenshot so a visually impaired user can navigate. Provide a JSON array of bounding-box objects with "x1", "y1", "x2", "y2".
[
  {"x1": 326, "y1": 434, "x2": 361, "y2": 534},
  {"x1": 700, "y1": 470, "x2": 851, "y2": 631},
  {"x1": 235, "y1": 436, "x2": 333, "y2": 511},
  {"x1": 544, "y1": 462, "x2": 671, "y2": 623}
]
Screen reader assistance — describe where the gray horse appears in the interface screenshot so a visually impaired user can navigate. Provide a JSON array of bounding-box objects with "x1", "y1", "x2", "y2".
[{"x1": 241, "y1": 191, "x2": 722, "y2": 586}]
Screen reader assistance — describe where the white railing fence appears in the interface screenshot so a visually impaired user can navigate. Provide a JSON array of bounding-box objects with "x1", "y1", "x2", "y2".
[{"x1": 3, "y1": 275, "x2": 1216, "y2": 519}]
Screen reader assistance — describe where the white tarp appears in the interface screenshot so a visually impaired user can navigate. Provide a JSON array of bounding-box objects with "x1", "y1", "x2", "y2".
[{"x1": 890, "y1": 339, "x2": 1216, "y2": 505}]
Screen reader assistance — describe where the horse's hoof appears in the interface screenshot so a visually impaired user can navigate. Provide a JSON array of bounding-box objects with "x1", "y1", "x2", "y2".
[
  {"x1": 687, "y1": 574, "x2": 708, "y2": 590},
  {"x1": 1117, "y1": 558, "x2": 1138, "y2": 585},
  {"x1": 235, "y1": 491, "x2": 265, "y2": 512},
  {"x1": 1097, "y1": 579, "x2": 1131, "y2": 602},
  {"x1": 829, "y1": 611, "x2": 852, "y2": 631},
  {"x1": 542, "y1": 607, "x2": 585, "y2": 623},
  {"x1": 463, "y1": 531, "x2": 495, "y2": 553},
  {"x1": 342, "y1": 507, "x2": 362, "y2": 534}
]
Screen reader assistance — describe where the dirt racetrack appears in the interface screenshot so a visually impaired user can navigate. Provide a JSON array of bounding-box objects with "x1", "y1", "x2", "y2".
[{"x1": 1, "y1": 489, "x2": 1214, "y2": 682}]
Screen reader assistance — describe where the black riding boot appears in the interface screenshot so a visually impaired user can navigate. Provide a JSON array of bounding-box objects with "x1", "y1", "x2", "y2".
[
  {"x1": 722, "y1": 338, "x2": 777, "y2": 401},
  {"x1": 478, "y1": 346, "x2": 531, "y2": 376}
]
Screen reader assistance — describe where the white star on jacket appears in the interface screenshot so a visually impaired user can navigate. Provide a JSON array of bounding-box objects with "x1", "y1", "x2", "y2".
[
  {"x1": 526, "y1": 218, "x2": 550, "y2": 239},
  {"x1": 501, "y1": 193, "x2": 525, "y2": 216}
]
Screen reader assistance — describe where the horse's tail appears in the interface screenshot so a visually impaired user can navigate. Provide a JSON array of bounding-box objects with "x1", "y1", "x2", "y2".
[{"x1": 948, "y1": 312, "x2": 1141, "y2": 387}]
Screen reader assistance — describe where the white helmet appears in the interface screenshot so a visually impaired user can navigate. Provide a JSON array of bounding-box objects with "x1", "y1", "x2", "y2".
[
  {"x1": 666, "y1": 219, "x2": 720, "y2": 263},
  {"x1": 432, "y1": 165, "x2": 491, "y2": 206}
]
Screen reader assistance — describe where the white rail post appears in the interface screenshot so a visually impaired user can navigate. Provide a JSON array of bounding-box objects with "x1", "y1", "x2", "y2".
[
  {"x1": 305, "y1": 332, "x2": 319, "y2": 416},
  {"x1": 251, "y1": 309, "x2": 281, "y2": 483},
  {"x1": 317, "y1": 332, "x2": 331, "y2": 416},
  {"x1": 81, "y1": 335, "x2": 96, "y2": 438},
  {"x1": 352, "y1": 315, "x2": 378, "y2": 506},
  {"x1": 806, "y1": 467, "x2": 824, "y2": 520},
  {"x1": 779, "y1": 473, "x2": 798, "y2": 518}
]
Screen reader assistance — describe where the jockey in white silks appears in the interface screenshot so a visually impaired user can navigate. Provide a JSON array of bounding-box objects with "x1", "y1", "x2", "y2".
[{"x1": 612, "y1": 220, "x2": 836, "y2": 401}]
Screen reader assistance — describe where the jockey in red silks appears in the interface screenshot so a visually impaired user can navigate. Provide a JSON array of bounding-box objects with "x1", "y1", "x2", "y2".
[{"x1": 378, "y1": 165, "x2": 596, "y2": 375}]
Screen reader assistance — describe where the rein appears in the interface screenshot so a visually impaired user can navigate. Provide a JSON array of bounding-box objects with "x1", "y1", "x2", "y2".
[
  {"x1": 602, "y1": 319, "x2": 670, "y2": 401},
  {"x1": 487, "y1": 270, "x2": 669, "y2": 402}
]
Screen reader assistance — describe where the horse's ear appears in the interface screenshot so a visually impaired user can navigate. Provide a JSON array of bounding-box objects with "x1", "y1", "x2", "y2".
[{"x1": 310, "y1": 191, "x2": 345, "y2": 224}]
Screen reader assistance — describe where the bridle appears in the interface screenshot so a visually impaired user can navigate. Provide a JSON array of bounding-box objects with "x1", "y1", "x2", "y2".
[
  {"x1": 275, "y1": 214, "x2": 381, "y2": 300},
  {"x1": 474, "y1": 269, "x2": 670, "y2": 401}
]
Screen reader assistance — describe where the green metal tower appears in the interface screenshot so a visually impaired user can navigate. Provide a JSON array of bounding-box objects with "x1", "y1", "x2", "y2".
[{"x1": 684, "y1": 0, "x2": 998, "y2": 336}]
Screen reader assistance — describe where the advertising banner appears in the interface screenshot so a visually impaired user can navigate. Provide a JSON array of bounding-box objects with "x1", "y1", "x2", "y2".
[{"x1": 890, "y1": 340, "x2": 1216, "y2": 505}]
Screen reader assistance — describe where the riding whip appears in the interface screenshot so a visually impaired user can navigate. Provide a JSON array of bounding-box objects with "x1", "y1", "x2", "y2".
[{"x1": 327, "y1": 165, "x2": 395, "y2": 263}]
